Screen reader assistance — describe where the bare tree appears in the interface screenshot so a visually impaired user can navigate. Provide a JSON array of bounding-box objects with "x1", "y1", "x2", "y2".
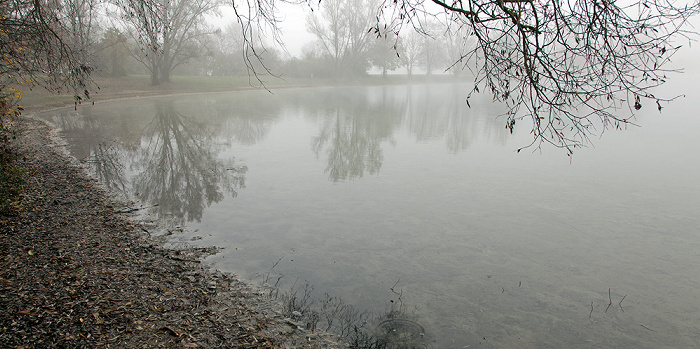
[
  {"x1": 368, "y1": 30, "x2": 402, "y2": 76},
  {"x1": 306, "y1": 0, "x2": 346, "y2": 72},
  {"x1": 59, "y1": 0, "x2": 101, "y2": 97},
  {"x1": 97, "y1": 27, "x2": 130, "y2": 77},
  {"x1": 234, "y1": 0, "x2": 700, "y2": 153},
  {"x1": 377, "y1": 0, "x2": 700, "y2": 153},
  {"x1": 399, "y1": 31, "x2": 423, "y2": 76},
  {"x1": 306, "y1": 0, "x2": 380, "y2": 76},
  {"x1": 115, "y1": 0, "x2": 222, "y2": 85},
  {"x1": 1, "y1": 0, "x2": 91, "y2": 125},
  {"x1": 419, "y1": 20, "x2": 446, "y2": 76},
  {"x1": 444, "y1": 23, "x2": 476, "y2": 76}
]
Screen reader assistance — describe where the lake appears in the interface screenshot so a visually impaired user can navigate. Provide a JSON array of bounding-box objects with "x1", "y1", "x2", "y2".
[{"x1": 40, "y1": 80, "x2": 700, "y2": 348}]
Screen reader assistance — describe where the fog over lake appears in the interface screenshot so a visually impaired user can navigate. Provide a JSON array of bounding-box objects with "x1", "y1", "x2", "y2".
[{"x1": 41, "y1": 79, "x2": 700, "y2": 348}]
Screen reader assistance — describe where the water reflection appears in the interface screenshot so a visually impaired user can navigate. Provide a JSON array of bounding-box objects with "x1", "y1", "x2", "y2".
[
  {"x1": 200, "y1": 93, "x2": 281, "y2": 146},
  {"x1": 47, "y1": 98, "x2": 249, "y2": 223},
  {"x1": 403, "y1": 84, "x2": 508, "y2": 153},
  {"x1": 131, "y1": 101, "x2": 247, "y2": 222},
  {"x1": 49, "y1": 84, "x2": 510, "y2": 195},
  {"x1": 306, "y1": 84, "x2": 506, "y2": 181},
  {"x1": 275, "y1": 278, "x2": 429, "y2": 349},
  {"x1": 87, "y1": 141, "x2": 128, "y2": 193},
  {"x1": 48, "y1": 107, "x2": 134, "y2": 194},
  {"x1": 311, "y1": 88, "x2": 401, "y2": 181}
]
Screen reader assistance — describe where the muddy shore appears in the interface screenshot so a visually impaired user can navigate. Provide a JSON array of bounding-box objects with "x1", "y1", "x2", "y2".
[{"x1": 0, "y1": 116, "x2": 342, "y2": 348}]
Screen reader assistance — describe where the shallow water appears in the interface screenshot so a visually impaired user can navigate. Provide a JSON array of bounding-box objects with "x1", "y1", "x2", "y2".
[{"x1": 42, "y1": 80, "x2": 700, "y2": 348}]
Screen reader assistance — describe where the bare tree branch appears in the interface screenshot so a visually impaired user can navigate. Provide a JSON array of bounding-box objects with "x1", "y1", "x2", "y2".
[{"x1": 376, "y1": 0, "x2": 700, "y2": 153}]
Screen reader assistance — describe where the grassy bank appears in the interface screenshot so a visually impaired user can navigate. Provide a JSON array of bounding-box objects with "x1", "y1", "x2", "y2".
[
  {"x1": 18, "y1": 75, "x2": 263, "y2": 111},
  {"x1": 18, "y1": 73, "x2": 464, "y2": 111}
]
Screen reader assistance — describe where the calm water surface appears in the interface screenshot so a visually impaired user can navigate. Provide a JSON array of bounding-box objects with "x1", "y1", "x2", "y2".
[{"x1": 41, "y1": 81, "x2": 700, "y2": 348}]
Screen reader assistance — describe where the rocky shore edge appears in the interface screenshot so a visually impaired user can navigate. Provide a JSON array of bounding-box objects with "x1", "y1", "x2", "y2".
[{"x1": 0, "y1": 116, "x2": 341, "y2": 348}]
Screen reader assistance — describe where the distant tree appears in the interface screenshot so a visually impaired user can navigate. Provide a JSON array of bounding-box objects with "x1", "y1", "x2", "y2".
[
  {"x1": 443, "y1": 24, "x2": 474, "y2": 77},
  {"x1": 98, "y1": 27, "x2": 130, "y2": 77},
  {"x1": 418, "y1": 21, "x2": 445, "y2": 76},
  {"x1": 280, "y1": 42, "x2": 336, "y2": 78},
  {"x1": 306, "y1": 0, "x2": 380, "y2": 76},
  {"x1": 368, "y1": 30, "x2": 402, "y2": 76},
  {"x1": 202, "y1": 22, "x2": 246, "y2": 76},
  {"x1": 115, "y1": 0, "x2": 222, "y2": 85},
  {"x1": 399, "y1": 31, "x2": 422, "y2": 76}
]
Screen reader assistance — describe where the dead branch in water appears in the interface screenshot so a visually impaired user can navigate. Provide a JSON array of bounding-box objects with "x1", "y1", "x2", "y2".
[
  {"x1": 605, "y1": 288, "x2": 612, "y2": 313},
  {"x1": 619, "y1": 295, "x2": 627, "y2": 312}
]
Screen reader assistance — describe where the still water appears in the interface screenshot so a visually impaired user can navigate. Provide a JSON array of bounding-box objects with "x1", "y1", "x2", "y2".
[{"x1": 41, "y1": 81, "x2": 699, "y2": 348}]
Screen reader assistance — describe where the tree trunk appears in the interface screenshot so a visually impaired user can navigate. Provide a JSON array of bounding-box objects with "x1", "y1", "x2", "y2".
[
  {"x1": 160, "y1": 67, "x2": 171, "y2": 83},
  {"x1": 150, "y1": 72, "x2": 160, "y2": 86},
  {"x1": 150, "y1": 62, "x2": 160, "y2": 85}
]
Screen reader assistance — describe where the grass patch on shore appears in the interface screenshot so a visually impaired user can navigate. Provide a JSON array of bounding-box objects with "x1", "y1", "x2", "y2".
[
  {"x1": 18, "y1": 75, "x2": 297, "y2": 111},
  {"x1": 18, "y1": 73, "x2": 464, "y2": 111}
]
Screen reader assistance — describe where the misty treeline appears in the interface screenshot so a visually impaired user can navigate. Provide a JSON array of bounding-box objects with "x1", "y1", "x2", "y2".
[
  {"x1": 2, "y1": 0, "x2": 700, "y2": 150},
  {"x1": 2, "y1": 0, "x2": 466, "y2": 84}
]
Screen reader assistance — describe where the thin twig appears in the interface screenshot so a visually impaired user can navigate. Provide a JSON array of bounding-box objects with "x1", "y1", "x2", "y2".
[
  {"x1": 270, "y1": 257, "x2": 283, "y2": 270},
  {"x1": 389, "y1": 277, "x2": 403, "y2": 305},
  {"x1": 618, "y1": 294, "x2": 627, "y2": 312},
  {"x1": 589, "y1": 301, "x2": 594, "y2": 319}
]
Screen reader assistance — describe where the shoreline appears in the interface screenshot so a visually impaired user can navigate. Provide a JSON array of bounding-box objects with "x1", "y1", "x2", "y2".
[
  {"x1": 0, "y1": 114, "x2": 341, "y2": 347},
  {"x1": 4, "y1": 76, "x2": 460, "y2": 347}
]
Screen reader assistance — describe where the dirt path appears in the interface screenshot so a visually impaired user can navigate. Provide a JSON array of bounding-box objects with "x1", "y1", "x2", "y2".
[{"x1": 0, "y1": 117, "x2": 341, "y2": 348}]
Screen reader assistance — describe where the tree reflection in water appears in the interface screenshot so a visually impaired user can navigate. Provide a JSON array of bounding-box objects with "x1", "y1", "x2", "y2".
[
  {"x1": 311, "y1": 88, "x2": 401, "y2": 182},
  {"x1": 276, "y1": 278, "x2": 429, "y2": 349},
  {"x1": 49, "y1": 108, "x2": 131, "y2": 195},
  {"x1": 87, "y1": 141, "x2": 128, "y2": 193},
  {"x1": 132, "y1": 101, "x2": 247, "y2": 223},
  {"x1": 403, "y1": 84, "x2": 508, "y2": 154},
  {"x1": 310, "y1": 84, "x2": 508, "y2": 182}
]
